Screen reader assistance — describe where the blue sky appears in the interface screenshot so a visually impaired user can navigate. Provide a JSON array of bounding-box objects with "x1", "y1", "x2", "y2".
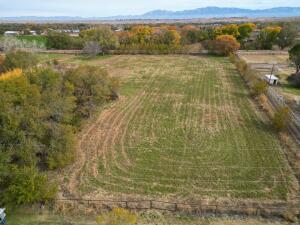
[{"x1": 1, "y1": 0, "x2": 300, "y2": 17}]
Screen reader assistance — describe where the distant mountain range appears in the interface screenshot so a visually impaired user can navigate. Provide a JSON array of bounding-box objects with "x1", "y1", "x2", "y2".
[{"x1": 1, "y1": 7, "x2": 300, "y2": 21}]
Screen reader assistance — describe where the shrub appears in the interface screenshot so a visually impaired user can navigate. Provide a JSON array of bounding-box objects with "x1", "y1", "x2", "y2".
[
  {"x1": 65, "y1": 65, "x2": 120, "y2": 119},
  {"x1": 2, "y1": 50, "x2": 39, "y2": 72},
  {"x1": 2, "y1": 167, "x2": 57, "y2": 205},
  {"x1": 82, "y1": 41, "x2": 102, "y2": 57},
  {"x1": 287, "y1": 72, "x2": 300, "y2": 88},
  {"x1": 0, "y1": 54, "x2": 5, "y2": 73},
  {"x1": 0, "y1": 68, "x2": 22, "y2": 81},
  {"x1": 96, "y1": 208, "x2": 137, "y2": 225},
  {"x1": 252, "y1": 81, "x2": 268, "y2": 96},
  {"x1": 273, "y1": 107, "x2": 291, "y2": 131},
  {"x1": 214, "y1": 35, "x2": 240, "y2": 56}
]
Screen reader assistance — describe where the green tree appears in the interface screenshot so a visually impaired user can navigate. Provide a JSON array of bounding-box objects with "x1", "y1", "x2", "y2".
[
  {"x1": 0, "y1": 74, "x2": 42, "y2": 166},
  {"x1": 66, "y1": 65, "x2": 120, "y2": 119},
  {"x1": 257, "y1": 26, "x2": 282, "y2": 50},
  {"x1": 46, "y1": 31, "x2": 72, "y2": 49},
  {"x1": 289, "y1": 44, "x2": 300, "y2": 73},
  {"x1": 2, "y1": 167, "x2": 57, "y2": 205},
  {"x1": 238, "y1": 23, "x2": 256, "y2": 42},
  {"x1": 80, "y1": 27, "x2": 118, "y2": 52},
  {"x1": 26, "y1": 68, "x2": 77, "y2": 169},
  {"x1": 0, "y1": 74, "x2": 57, "y2": 206},
  {"x1": 46, "y1": 32, "x2": 83, "y2": 50},
  {"x1": 2, "y1": 50, "x2": 39, "y2": 72},
  {"x1": 277, "y1": 25, "x2": 297, "y2": 50}
]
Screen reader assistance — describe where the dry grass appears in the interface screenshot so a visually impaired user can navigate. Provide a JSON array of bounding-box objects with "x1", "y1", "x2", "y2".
[{"x1": 240, "y1": 54, "x2": 289, "y2": 64}]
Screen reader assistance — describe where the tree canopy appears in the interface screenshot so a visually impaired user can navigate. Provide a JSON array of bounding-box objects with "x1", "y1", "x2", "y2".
[
  {"x1": 0, "y1": 51, "x2": 120, "y2": 206},
  {"x1": 289, "y1": 44, "x2": 300, "y2": 73},
  {"x1": 277, "y1": 25, "x2": 298, "y2": 50},
  {"x1": 2, "y1": 50, "x2": 39, "y2": 72},
  {"x1": 257, "y1": 26, "x2": 282, "y2": 50},
  {"x1": 80, "y1": 27, "x2": 118, "y2": 51},
  {"x1": 214, "y1": 35, "x2": 240, "y2": 56}
]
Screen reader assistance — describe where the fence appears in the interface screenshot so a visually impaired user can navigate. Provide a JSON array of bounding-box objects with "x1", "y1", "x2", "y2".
[
  {"x1": 237, "y1": 50, "x2": 289, "y2": 56},
  {"x1": 235, "y1": 52, "x2": 300, "y2": 144},
  {"x1": 55, "y1": 198, "x2": 300, "y2": 220},
  {"x1": 266, "y1": 82, "x2": 300, "y2": 145},
  {"x1": 38, "y1": 49, "x2": 82, "y2": 54}
]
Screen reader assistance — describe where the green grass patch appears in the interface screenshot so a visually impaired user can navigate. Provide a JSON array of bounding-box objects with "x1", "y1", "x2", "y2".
[
  {"x1": 6, "y1": 207, "x2": 95, "y2": 225},
  {"x1": 281, "y1": 83, "x2": 300, "y2": 96},
  {"x1": 17, "y1": 35, "x2": 47, "y2": 46}
]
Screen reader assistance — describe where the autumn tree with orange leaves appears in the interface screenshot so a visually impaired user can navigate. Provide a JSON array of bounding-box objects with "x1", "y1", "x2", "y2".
[{"x1": 214, "y1": 35, "x2": 240, "y2": 56}]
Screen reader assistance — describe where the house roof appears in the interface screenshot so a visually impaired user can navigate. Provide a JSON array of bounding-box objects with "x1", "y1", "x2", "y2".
[
  {"x1": 264, "y1": 74, "x2": 279, "y2": 80},
  {"x1": 4, "y1": 31, "x2": 19, "y2": 34}
]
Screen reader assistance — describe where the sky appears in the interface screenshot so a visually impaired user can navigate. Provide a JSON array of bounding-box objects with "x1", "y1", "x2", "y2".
[{"x1": 1, "y1": 0, "x2": 300, "y2": 17}]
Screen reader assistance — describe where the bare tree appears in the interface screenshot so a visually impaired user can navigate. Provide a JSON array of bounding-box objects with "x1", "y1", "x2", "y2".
[
  {"x1": 0, "y1": 37, "x2": 46, "y2": 53},
  {"x1": 82, "y1": 41, "x2": 102, "y2": 57}
]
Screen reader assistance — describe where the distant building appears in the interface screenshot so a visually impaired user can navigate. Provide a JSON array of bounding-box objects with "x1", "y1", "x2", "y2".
[
  {"x1": 69, "y1": 29, "x2": 80, "y2": 37},
  {"x1": 30, "y1": 30, "x2": 37, "y2": 36},
  {"x1": 264, "y1": 74, "x2": 279, "y2": 85},
  {"x1": 4, "y1": 31, "x2": 19, "y2": 36},
  {"x1": 57, "y1": 29, "x2": 80, "y2": 37}
]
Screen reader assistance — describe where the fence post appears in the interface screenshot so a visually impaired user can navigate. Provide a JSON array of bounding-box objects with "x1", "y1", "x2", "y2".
[
  {"x1": 174, "y1": 203, "x2": 178, "y2": 212},
  {"x1": 256, "y1": 207, "x2": 260, "y2": 216},
  {"x1": 125, "y1": 201, "x2": 128, "y2": 209},
  {"x1": 150, "y1": 200, "x2": 153, "y2": 209}
]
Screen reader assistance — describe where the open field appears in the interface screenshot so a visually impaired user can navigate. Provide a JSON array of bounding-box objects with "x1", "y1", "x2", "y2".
[{"x1": 53, "y1": 54, "x2": 296, "y2": 201}]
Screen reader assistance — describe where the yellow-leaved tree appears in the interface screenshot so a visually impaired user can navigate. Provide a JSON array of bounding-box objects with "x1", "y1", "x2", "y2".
[
  {"x1": 214, "y1": 24, "x2": 240, "y2": 38},
  {"x1": 257, "y1": 26, "x2": 282, "y2": 49},
  {"x1": 0, "y1": 68, "x2": 22, "y2": 81}
]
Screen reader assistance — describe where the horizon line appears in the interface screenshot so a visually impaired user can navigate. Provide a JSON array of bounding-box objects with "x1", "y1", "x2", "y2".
[{"x1": 1, "y1": 6, "x2": 300, "y2": 19}]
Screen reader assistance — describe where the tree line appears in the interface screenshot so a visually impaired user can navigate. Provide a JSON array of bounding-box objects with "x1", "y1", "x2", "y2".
[
  {"x1": 0, "y1": 51, "x2": 119, "y2": 207},
  {"x1": 1, "y1": 22, "x2": 299, "y2": 55},
  {"x1": 41, "y1": 23, "x2": 298, "y2": 54}
]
